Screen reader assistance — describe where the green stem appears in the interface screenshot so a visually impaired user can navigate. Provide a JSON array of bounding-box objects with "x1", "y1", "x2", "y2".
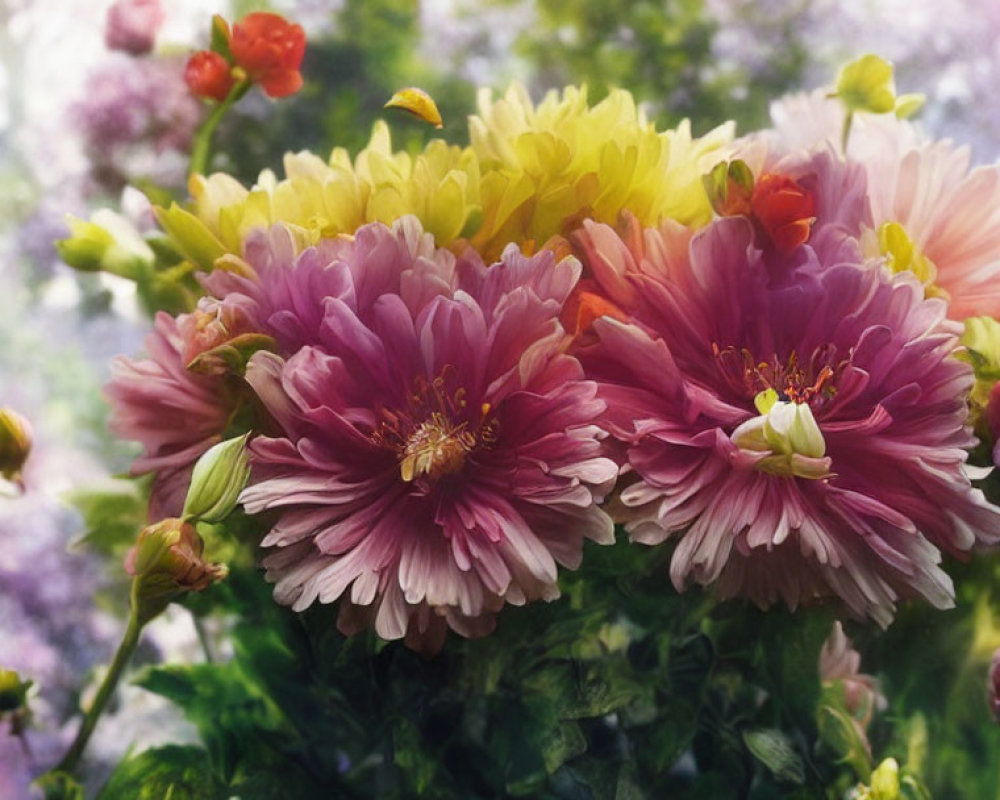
[
  {"x1": 188, "y1": 81, "x2": 249, "y2": 178},
  {"x1": 841, "y1": 109, "x2": 854, "y2": 154},
  {"x1": 192, "y1": 612, "x2": 216, "y2": 664},
  {"x1": 53, "y1": 608, "x2": 143, "y2": 775}
]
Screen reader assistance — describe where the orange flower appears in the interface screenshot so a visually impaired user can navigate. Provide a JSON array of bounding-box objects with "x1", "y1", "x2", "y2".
[
  {"x1": 185, "y1": 50, "x2": 235, "y2": 102},
  {"x1": 750, "y1": 173, "x2": 817, "y2": 252},
  {"x1": 229, "y1": 12, "x2": 306, "y2": 99}
]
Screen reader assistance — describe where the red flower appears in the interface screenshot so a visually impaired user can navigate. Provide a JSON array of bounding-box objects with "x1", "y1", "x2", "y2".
[
  {"x1": 750, "y1": 173, "x2": 817, "y2": 252},
  {"x1": 229, "y1": 12, "x2": 305, "y2": 99},
  {"x1": 185, "y1": 50, "x2": 235, "y2": 102}
]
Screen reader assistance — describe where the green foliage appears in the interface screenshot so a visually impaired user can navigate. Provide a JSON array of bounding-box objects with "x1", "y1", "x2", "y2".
[
  {"x1": 97, "y1": 746, "x2": 227, "y2": 800},
  {"x1": 107, "y1": 534, "x2": 909, "y2": 798},
  {"x1": 67, "y1": 479, "x2": 149, "y2": 559},
  {"x1": 495, "y1": 0, "x2": 805, "y2": 134}
]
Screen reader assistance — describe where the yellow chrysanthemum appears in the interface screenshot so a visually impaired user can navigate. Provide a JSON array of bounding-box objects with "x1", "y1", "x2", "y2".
[
  {"x1": 468, "y1": 83, "x2": 733, "y2": 260},
  {"x1": 159, "y1": 121, "x2": 482, "y2": 269}
]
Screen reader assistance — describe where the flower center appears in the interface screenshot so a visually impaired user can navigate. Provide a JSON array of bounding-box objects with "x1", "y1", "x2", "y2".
[
  {"x1": 713, "y1": 344, "x2": 842, "y2": 412},
  {"x1": 399, "y1": 413, "x2": 475, "y2": 482},
  {"x1": 371, "y1": 368, "x2": 499, "y2": 485},
  {"x1": 714, "y1": 345, "x2": 842, "y2": 480}
]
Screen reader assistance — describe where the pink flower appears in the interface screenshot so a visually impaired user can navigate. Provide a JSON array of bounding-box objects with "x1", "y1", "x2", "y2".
[
  {"x1": 577, "y1": 216, "x2": 1000, "y2": 625},
  {"x1": 239, "y1": 218, "x2": 616, "y2": 649},
  {"x1": 105, "y1": 313, "x2": 236, "y2": 520},
  {"x1": 765, "y1": 90, "x2": 1000, "y2": 320},
  {"x1": 106, "y1": 225, "x2": 366, "y2": 518},
  {"x1": 105, "y1": 0, "x2": 164, "y2": 56}
]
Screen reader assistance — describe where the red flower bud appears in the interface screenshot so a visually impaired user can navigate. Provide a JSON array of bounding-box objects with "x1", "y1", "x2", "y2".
[
  {"x1": 185, "y1": 50, "x2": 235, "y2": 102},
  {"x1": 229, "y1": 12, "x2": 306, "y2": 99},
  {"x1": 750, "y1": 173, "x2": 817, "y2": 253}
]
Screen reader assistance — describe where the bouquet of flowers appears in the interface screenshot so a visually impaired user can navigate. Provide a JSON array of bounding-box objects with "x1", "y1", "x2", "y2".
[{"x1": 6, "y1": 6, "x2": 1000, "y2": 799}]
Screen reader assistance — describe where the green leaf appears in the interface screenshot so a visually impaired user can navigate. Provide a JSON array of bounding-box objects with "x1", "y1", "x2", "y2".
[
  {"x1": 540, "y1": 720, "x2": 587, "y2": 774},
  {"x1": 393, "y1": 717, "x2": 438, "y2": 793},
  {"x1": 135, "y1": 662, "x2": 289, "y2": 779},
  {"x1": 35, "y1": 771, "x2": 85, "y2": 800},
  {"x1": 742, "y1": 727, "x2": 805, "y2": 784},
  {"x1": 97, "y1": 746, "x2": 226, "y2": 800},
  {"x1": 66, "y1": 480, "x2": 148, "y2": 558}
]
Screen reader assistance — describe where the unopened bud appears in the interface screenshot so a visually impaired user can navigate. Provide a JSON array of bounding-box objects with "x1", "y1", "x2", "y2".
[
  {"x1": 0, "y1": 668, "x2": 32, "y2": 737},
  {"x1": 0, "y1": 668, "x2": 31, "y2": 716},
  {"x1": 0, "y1": 408, "x2": 32, "y2": 484},
  {"x1": 182, "y1": 434, "x2": 251, "y2": 523},
  {"x1": 56, "y1": 210, "x2": 155, "y2": 280},
  {"x1": 125, "y1": 518, "x2": 227, "y2": 623},
  {"x1": 869, "y1": 757, "x2": 900, "y2": 800},
  {"x1": 703, "y1": 159, "x2": 754, "y2": 218}
]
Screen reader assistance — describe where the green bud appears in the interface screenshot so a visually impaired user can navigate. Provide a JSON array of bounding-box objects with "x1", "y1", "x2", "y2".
[
  {"x1": 182, "y1": 434, "x2": 252, "y2": 523},
  {"x1": 56, "y1": 210, "x2": 155, "y2": 280},
  {"x1": 0, "y1": 408, "x2": 32, "y2": 484},
  {"x1": 702, "y1": 159, "x2": 754, "y2": 218}
]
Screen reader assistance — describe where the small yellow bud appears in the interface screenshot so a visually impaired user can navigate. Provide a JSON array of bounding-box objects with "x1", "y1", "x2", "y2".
[
  {"x1": 385, "y1": 87, "x2": 444, "y2": 128},
  {"x1": 0, "y1": 668, "x2": 31, "y2": 715},
  {"x1": 835, "y1": 54, "x2": 898, "y2": 115},
  {"x1": 0, "y1": 408, "x2": 32, "y2": 485},
  {"x1": 869, "y1": 757, "x2": 901, "y2": 800}
]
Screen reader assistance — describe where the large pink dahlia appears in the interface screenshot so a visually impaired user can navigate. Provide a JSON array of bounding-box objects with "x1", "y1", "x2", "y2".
[
  {"x1": 577, "y1": 215, "x2": 1000, "y2": 625},
  {"x1": 239, "y1": 218, "x2": 617, "y2": 649}
]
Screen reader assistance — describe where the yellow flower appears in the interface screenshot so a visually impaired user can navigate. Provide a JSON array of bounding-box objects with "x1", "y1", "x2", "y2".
[
  {"x1": 468, "y1": 83, "x2": 733, "y2": 260},
  {"x1": 166, "y1": 122, "x2": 482, "y2": 270},
  {"x1": 958, "y1": 316, "x2": 1000, "y2": 435}
]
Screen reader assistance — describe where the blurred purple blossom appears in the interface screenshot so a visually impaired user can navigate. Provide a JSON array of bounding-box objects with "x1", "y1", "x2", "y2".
[
  {"x1": 72, "y1": 54, "x2": 200, "y2": 192},
  {"x1": 105, "y1": 0, "x2": 165, "y2": 56}
]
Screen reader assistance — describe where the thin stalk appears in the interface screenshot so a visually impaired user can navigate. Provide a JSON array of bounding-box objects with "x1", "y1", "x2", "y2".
[
  {"x1": 192, "y1": 612, "x2": 217, "y2": 664},
  {"x1": 188, "y1": 81, "x2": 249, "y2": 177},
  {"x1": 840, "y1": 110, "x2": 854, "y2": 153},
  {"x1": 53, "y1": 609, "x2": 142, "y2": 774}
]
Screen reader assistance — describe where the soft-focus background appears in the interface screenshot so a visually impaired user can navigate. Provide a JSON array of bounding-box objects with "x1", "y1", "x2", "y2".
[{"x1": 1, "y1": 0, "x2": 998, "y2": 785}]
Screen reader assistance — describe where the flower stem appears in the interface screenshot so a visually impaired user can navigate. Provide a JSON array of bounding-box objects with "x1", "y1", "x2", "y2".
[
  {"x1": 188, "y1": 81, "x2": 249, "y2": 178},
  {"x1": 53, "y1": 608, "x2": 143, "y2": 775},
  {"x1": 840, "y1": 110, "x2": 854, "y2": 153}
]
